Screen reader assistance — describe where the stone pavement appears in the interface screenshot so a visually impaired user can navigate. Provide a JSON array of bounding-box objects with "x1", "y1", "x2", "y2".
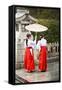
[{"x1": 15, "y1": 60, "x2": 59, "y2": 83}]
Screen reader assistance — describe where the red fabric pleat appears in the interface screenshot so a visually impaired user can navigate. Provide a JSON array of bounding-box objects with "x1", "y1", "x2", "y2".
[
  {"x1": 39, "y1": 46, "x2": 47, "y2": 71},
  {"x1": 24, "y1": 47, "x2": 35, "y2": 71}
]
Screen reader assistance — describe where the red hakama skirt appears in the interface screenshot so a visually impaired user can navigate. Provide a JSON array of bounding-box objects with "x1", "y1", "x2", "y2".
[
  {"x1": 39, "y1": 46, "x2": 47, "y2": 71},
  {"x1": 24, "y1": 47, "x2": 35, "y2": 72}
]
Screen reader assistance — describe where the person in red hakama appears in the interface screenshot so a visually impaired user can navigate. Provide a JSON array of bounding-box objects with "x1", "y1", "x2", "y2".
[
  {"x1": 37, "y1": 35, "x2": 47, "y2": 72},
  {"x1": 24, "y1": 34, "x2": 36, "y2": 72}
]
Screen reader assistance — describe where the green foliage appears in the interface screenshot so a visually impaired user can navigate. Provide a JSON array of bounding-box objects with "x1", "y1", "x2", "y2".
[
  {"x1": 29, "y1": 8, "x2": 60, "y2": 20},
  {"x1": 39, "y1": 19, "x2": 59, "y2": 42},
  {"x1": 26, "y1": 7, "x2": 60, "y2": 43},
  {"x1": 32, "y1": 19, "x2": 59, "y2": 43}
]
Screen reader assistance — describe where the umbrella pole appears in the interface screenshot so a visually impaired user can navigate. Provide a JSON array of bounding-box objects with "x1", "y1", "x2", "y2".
[{"x1": 35, "y1": 32, "x2": 37, "y2": 40}]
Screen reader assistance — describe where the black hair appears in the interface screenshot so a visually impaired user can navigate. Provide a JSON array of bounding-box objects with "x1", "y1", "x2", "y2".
[
  {"x1": 26, "y1": 33, "x2": 31, "y2": 38},
  {"x1": 26, "y1": 39, "x2": 28, "y2": 46},
  {"x1": 26, "y1": 33, "x2": 31, "y2": 46},
  {"x1": 40, "y1": 34, "x2": 44, "y2": 39}
]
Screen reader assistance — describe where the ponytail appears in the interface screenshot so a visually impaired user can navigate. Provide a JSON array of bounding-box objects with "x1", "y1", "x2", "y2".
[
  {"x1": 26, "y1": 33, "x2": 31, "y2": 46},
  {"x1": 26, "y1": 39, "x2": 28, "y2": 46}
]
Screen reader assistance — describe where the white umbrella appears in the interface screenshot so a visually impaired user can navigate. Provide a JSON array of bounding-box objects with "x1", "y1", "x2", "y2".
[{"x1": 25, "y1": 23, "x2": 48, "y2": 39}]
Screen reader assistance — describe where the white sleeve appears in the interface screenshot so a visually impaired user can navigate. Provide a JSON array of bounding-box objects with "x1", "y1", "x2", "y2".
[
  {"x1": 29, "y1": 40, "x2": 36, "y2": 49},
  {"x1": 31, "y1": 40, "x2": 36, "y2": 45},
  {"x1": 41, "y1": 39, "x2": 47, "y2": 46}
]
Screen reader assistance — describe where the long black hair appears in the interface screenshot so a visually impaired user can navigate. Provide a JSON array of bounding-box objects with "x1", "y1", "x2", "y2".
[
  {"x1": 26, "y1": 38, "x2": 28, "y2": 46},
  {"x1": 26, "y1": 34, "x2": 31, "y2": 46}
]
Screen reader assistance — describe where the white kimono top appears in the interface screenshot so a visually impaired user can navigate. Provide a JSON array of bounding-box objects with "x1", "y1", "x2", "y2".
[
  {"x1": 36, "y1": 38, "x2": 47, "y2": 51},
  {"x1": 24, "y1": 39, "x2": 36, "y2": 54}
]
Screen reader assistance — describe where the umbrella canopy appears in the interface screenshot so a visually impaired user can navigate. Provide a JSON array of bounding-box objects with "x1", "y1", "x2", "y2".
[{"x1": 25, "y1": 23, "x2": 48, "y2": 32}]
